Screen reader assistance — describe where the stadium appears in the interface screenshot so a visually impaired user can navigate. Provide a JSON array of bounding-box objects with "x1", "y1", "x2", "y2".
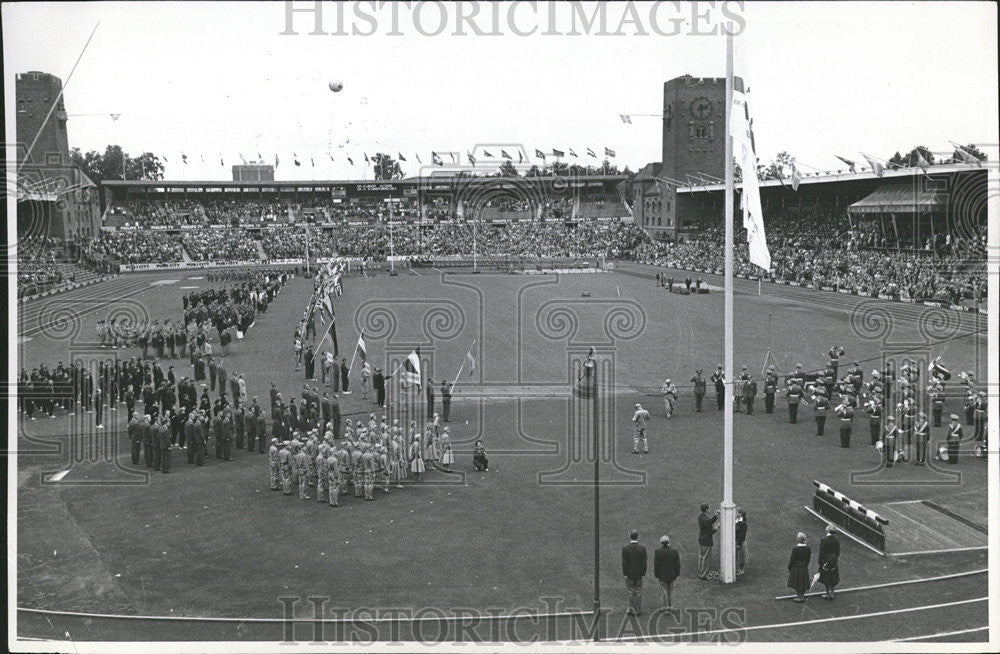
[{"x1": 7, "y1": 3, "x2": 997, "y2": 650}]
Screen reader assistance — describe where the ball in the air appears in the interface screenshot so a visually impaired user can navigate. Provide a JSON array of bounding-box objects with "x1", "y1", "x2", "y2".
[{"x1": 328, "y1": 80, "x2": 343, "y2": 92}]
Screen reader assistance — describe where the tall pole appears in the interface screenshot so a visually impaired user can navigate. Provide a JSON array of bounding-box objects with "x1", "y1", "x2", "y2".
[
  {"x1": 592, "y1": 360, "x2": 600, "y2": 640},
  {"x1": 719, "y1": 28, "x2": 737, "y2": 585}
]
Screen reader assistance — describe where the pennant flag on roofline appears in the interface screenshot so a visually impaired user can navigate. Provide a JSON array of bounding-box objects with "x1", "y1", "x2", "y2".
[
  {"x1": 449, "y1": 152, "x2": 458, "y2": 163},
  {"x1": 861, "y1": 152, "x2": 884, "y2": 177},
  {"x1": 398, "y1": 152, "x2": 407, "y2": 161},
  {"x1": 587, "y1": 147, "x2": 597, "y2": 157},
  {"x1": 552, "y1": 148, "x2": 564, "y2": 157},
  {"x1": 257, "y1": 151, "x2": 262, "y2": 160},
  {"x1": 954, "y1": 144, "x2": 982, "y2": 167},
  {"x1": 432, "y1": 152, "x2": 443, "y2": 166},
  {"x1": 835, "y1": 155, "x2": 856, "y2": 173},
  {"x1": 605, "y1": 147, "x2": 616, "y2": 157},
  {"x1": 535, "y1": 148, "x2": 546, "y2": 160},
  {"x1": 294, "y1": 153, "x2": 301, "y2": 166},
  {"x1": 311, "y1": 155, "x2": 315, "y2": 167},
  {"x1": 518, "y1": 151, "x2": 524, "y2": 163},
  {"x1": 569, "y1": 148, "x2": 578, "y2": 157},
  {"x1": 467, "y1": 151, "x2": 476, "y2": 166},
  {"x1": 182, "y1": 153, "x2": 188, "y2": 164},
  {"x1": 275, "y1": 153, "x2": 280, "y2": 167},
  {"x1": 483, "y1": 150, "x2": 495, "y2": 158},
  {"x1": 915, "y1": 151, "x2": 930, "y2": 174},
  {"x1": 220, "y1": 154, "x2": 224, "y2": 166},
  {"x1": 416, "y1": 153, "x2": 422, "y2": 164},
  {"x1": 347, "y1": 156, "x2": 354, "y2": 166},
  {"x1": 790, "y1": 163, "x2": 802, "y2": 191},
  {"x1": 620, "y1": 114, "x2": 632, "y2": 124},
  {"x1": 364, "y1": 152, "x2": 370, "y2": 163},
  {"x1": 500, "y1": 150, "x2": 510, "y2": 159}
]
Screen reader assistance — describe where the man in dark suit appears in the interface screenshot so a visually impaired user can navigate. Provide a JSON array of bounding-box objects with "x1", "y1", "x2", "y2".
[
  {"x1": 654, "y1": 535, "x2": 681, "y2": 609},
  {"x1": 697, "y1": 503, "x2": 719, "y2": 579},
  {"x1": 621, "y1": 530, "x2": 647, "y2": 616}
]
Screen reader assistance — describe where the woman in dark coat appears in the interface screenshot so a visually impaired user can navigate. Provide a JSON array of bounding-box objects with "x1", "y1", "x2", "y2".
[
  {"x1": 787, "y1": 532, "x2": 812, "y2": 602},
  {"x1": 818, "y1": 524, "x2": 841, "y2": 600}
]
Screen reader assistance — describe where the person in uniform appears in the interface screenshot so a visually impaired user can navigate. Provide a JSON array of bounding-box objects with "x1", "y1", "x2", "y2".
[
  {"x1": 294, "y1": 443, "x2": 311, "y2": 499},
  {"x1": 362, "y1": 446, "x2": 376, "y2": 501},
  {"x1": 327, "y1": 447, "x2": 342, "y2": 507},
  {"x1": 690, "y1": 370, "x2": 706, "y2": 412},
  {"x1": 316, "y1": 444, "x2": 329, "y2": 503},
  {"x1": 882, "y1": 416, "x2": 899, "y2": 467},
  {"x1": 632, "y1": 403, "x2": 650, "y2": 454},
  {"x1": 279, "y1": 441, "x2": 294, "y2": 494},
  {"x1": 827, "y1": 345, "x2": 845, "y2": 380},
  {"x1": 743, "y1": 377, "x2": 758, "y2": 415},
  {"x1": 864, "y1": 396, "x2": 882, "y2": 446},
  {"x1": 735, "y1": 509, "x2": 749, "y2": 576},
  {"x1": 764, "y1": 366, "x2": 778, "y2": 414},
  {"x1": 128, "y1": 414, "x2": 142, "y2": 464},
  {"x1": 817, "y1": 525, "x2": 840, "y2": 601},
  {"x1": 374, "y1": 368, "x2": 386, "y2": 408},
  {"x1": 661, "y1": 379, "x2": 677, "y2": 418},
  {"x1": 157, "y1": 416, "x2": 172, "y2": 473},
  {"x1": 945, "y1": 414, "x2": 962, "y2": 464},
  {"x1": 268, "y1": 439, "x2": 281, "y2": 490},
  {"x1": 426, "y1": 378, "x2": 435, "y2": 419},
  {"x1": 785, "y1": 380, "x2": 803, "y2": 424},
  {"x1": 835, "y1": 398, "x2": 854, "y2": 448},
  {"x1": 409, "y1": 435, "x2": 426, "y2": 481},
  {"x1": 711, "y1": 366, "x2": 725, "y2": 410},
  {"x1": 973, "y1": 391, "x2": 987, "y2": 441},
  {"x1": 340, "y1": 357, "x2": 350, "y2": 394},
  {"x1": 899, "y1": 397, "x2": 916, "y2": 460},
  {"x1": 913, "y1": 411, "x2": 930, "y2": 465},
  {"x1": 929, "y1": 382, "x2": 945, "y2": 427},
  {"x1": 141, "y1": 414, "x2": 155, "y2": 468},
  {"x1": 813, "y1": 386, "x2": 830, "y2": 436}
]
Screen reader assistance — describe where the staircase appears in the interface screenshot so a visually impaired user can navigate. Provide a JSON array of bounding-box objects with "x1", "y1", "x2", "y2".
[{"x1": 255, "y1": 240, "x2": 268, "y2": 259}]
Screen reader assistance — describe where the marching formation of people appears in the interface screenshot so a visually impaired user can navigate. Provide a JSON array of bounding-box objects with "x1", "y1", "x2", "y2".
[{"x1": 642, "y1": 349, "x2": 985, "y2": 468}]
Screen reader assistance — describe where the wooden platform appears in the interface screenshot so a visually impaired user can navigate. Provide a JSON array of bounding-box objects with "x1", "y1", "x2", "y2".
[{"x1": 869, "y1": 500, "x2": 988, "y2": 556}]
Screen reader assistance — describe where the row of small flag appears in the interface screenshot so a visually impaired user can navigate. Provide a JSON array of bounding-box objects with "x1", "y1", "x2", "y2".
[{"x1": 164, "y1": 147, "x2": 617, "y2": 168}]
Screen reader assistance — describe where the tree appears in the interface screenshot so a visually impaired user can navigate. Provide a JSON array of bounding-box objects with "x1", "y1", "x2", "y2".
[
  {"x1": 69, "y1": 145, "x2": 165, "y2": 183},
  {"x1": 763, "y1": 151, "x2": 794, "y2": 180},
  {"x1": 599, "y1": 159, "x2": 620, "y2": 175},
  {"x1": 497, "y1": 159, "x2": 519, "y2": 177},
  {"x1": 372, "y1": 153, "x2": 403, "y2": 180},
  {"x1": 525, "y1": 165, "x2": 545, "y2": 177},
  {"x1": 887, "y1": 151, "x2": 906, "y2": 169},
  {"x1": 905, "y1": 145, "x2": 935, "y2": 167},
  {"x1": 550, "y1": 161, "x2": 569, "y2": 176}
]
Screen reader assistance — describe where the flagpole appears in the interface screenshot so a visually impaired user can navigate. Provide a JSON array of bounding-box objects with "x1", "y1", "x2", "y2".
[
  {"x1": 719, "y1": 27, "x2": 737, "y2": 585},
  {"x1": 347, "y1": 331, "x2": 362, "y2": 373},
  {"x1": 452, "y1": 340, "x2": 477, "y2": 386}
]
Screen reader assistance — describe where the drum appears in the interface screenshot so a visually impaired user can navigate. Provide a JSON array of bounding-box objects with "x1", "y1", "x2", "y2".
[{"x1": 937, "y1": 443, "x2": 950, "y2": 461}]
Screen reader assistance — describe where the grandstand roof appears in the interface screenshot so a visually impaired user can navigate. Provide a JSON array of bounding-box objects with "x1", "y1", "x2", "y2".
[
  {"x1": 848, "y1": 182, "x2": 947, "y2": 214},
  {"x1": 674, "y1": 162, "x2": 984, "y2": 194},
  {"x1": 102, "y1": 174, "x2": 628, "y2": 190}
]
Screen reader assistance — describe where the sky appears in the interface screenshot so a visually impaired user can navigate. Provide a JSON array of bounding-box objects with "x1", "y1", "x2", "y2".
[{"x1": 4, "y1": 1, "x2": 998, "y2": 181}]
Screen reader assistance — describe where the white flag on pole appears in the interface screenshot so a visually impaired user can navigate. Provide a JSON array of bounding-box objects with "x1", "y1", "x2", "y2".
[{"x1": 730, "y1": 39, "x2": 771, "y2": 271}]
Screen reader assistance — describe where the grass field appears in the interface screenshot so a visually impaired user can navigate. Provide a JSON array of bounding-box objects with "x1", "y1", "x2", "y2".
[{"x1": 14, "y1": 263, "x2": 990, "y2": 642}]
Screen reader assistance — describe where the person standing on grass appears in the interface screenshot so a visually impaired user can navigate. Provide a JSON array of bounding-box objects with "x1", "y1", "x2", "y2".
[
  {"x1": 735, "y1": 509, "x2": 749, "y2": 575},
  {"x1": 690, "y1": 370, "x2": 706, "y2": 413},
  {"x1": 621, "y1": 530, "x2": 648, "y2": 616},
  {"x1": 764, "y1": 365, "x2": 778, "y2": 414},
  {"x1": 654, "y1": 534, "x2": 680, "y2": 610},
  {"x1": 661, "y1": 379, "x2": 677, "y2": 418},
  {"x1": 631, "y1": 403, "x2": 650, "y2": 454},
  {"x1": 711, "y1": 365, "x2": 725, "y2": 410},
  {"x1": 818, "y1": 524, "x2": 840, "y2": 600},
  {"x1": 697, "y1": 504, "x2": 719, "y2": 580},
  {"x1": 787, "y1": 532, "x2": 812, "y2": 603}
]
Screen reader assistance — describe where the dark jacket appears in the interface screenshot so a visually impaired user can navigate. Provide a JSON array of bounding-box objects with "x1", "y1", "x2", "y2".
[
  {"x1": 621, "y1": 541, "x2": 648, "y2": 581},
  {"x1": 653, "y1": 545, "x2": 681, "y2": 583},
  {"x1": 698, "y1": 511, "x2": 719, "y2": 546}
]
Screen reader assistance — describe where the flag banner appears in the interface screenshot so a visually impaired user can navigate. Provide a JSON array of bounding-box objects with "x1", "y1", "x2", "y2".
[
  {"x1": 319, "y1": 293, "x2": 335, "y2": 321},
  {"x1": 275, "y1": 154, "x2": 280, "y2": 167},
  {"x1": 220, "y1": 155, "x2": 224, "y2": 166},
  {"x1": 415, "y1": 153, "x2": 422, "y2": 164},
  {"x1": 518, "y1": 151, "x2": 524, "y2": 163},
  {"x1": 467, "y1": 152, "x2": 476, "y2": 166},
  {"x1": 398, "y1": 152, "x2": 407, "y2": 161},
  {"x1": 465, "y1": 349, "x2": 475, "y2": 376},
  {"x1": 861, "y1": 153, "x2": 884, "y2": 177},
  {"x1": 311, "y1": 156, "x2": 315, "y2": 167},
  {"x1": 449, "y1": 152, "x2": 458, "y2": 163},
  {"x1": 402, "y1": 350, "x2": 421, "y2": 386},
  {"x1": 790, "y1": 163, "x2": 802, "y2": 191},
  {"x1": 347, "y1": 156, "x2": 354, "y2": 165},
  {"x1": 620, "y1": 114, "x2": 632, "y2": 124},
  {"x1": 239, "y1": 152, "x2": 247, "y2": 165},
  {"x1": 915, "y1": 152, "x2": 930, "y2": 173},
  {"x1": 731, "y1": 77, "x2": 771, "y2": 270},
  {"x1": 432, "y1": 152, "x2": 443, "y2": 166},
  {"x1": 569, "y1": 148, "x2": 578, "y2": 157},
  {"x1": 324, "y1": 316, "x2": 340, "y2": 356},
  {"x1": 587, "y1": 147, "x2": 597, "y2": 157},
  {"x1": 356, "y1": 332, "x2": 367, "y2": 362},
  {"x1": 761, "y1": 350, "x2": 775, "y2": 377},
  {"x1": 500, "y1": 150, "x2": 510, "y2": 159},
  {"x1": 552, "y1": 148, "x2": 564, "y2": 157},
  {"x1": 364, "y1": 152, "x2": 370, "y2": 163},
  {"x1": 835, "y1": 155, "x2": 856, "y2": 172},
  {"x1": 955, "y1": 145, "x2": 982, "y2": 167},
  {"x1": 182, "y1": 153, "x2": 188, "y2": 164},
  {"x1": 604, "y1": 147, "x2": 616, "y2": 157},
  {"x1": 535, "y1": 148, "x2": 546, "y2": 159}
]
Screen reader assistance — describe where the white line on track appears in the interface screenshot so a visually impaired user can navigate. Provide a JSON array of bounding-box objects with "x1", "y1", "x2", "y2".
[
  {"x1": 606, "y1": 597, "x2": 988, "y2": 642},
  {"x1": 773, "y1": 568, "x2": 987, "y2": 600},
  {"x1": 45, "y1": 470, "x2": 70, "y2": 482},
  {"x1": 408, "y1": 267, "x2": 422, "y2": 276},
  {"x1": 16, "y1": 607, "x2": 591, "y2": 624},
  {"x1": 891, "y1": 626, "x2": 989, "y2": 642}
]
